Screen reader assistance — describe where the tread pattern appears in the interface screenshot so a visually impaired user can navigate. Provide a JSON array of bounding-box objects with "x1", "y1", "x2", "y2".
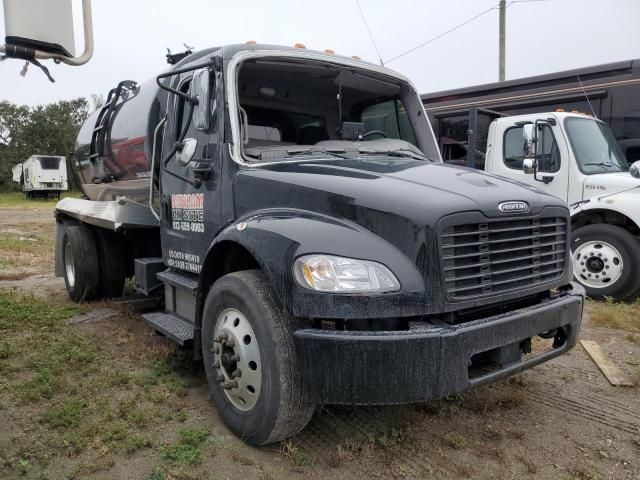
[{"x1": 233, "y1": 270, "x2": 316, "y2": 445}]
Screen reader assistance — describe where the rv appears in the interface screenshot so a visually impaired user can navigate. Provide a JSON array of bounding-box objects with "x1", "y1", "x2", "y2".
[{"x1": 12, "y1": 154, "x2": 68, "y2": 198}]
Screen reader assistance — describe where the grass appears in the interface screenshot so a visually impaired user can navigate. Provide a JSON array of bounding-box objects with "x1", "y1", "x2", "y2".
[
  {"x1": 280, "y1": 440, "x2": 315, "y2": 468},
  {"x1": 0, "y1": 231, "x2": 55, "y2": 277},
  {"x1": 587, "y1": 298, "x2": 640, "y2": 334},
  {"x1": 561, "y1": 465, "x2": 603, "y2": 480},
  {"x1": 161, "y1": 428, "x2": 212, "y2": 466},
  {"x1": 0, "y1": 289, "x2": 203, "y2": 478},
  {"x1": 0, "y1": 190, "x2": 81, "y2": 208}
]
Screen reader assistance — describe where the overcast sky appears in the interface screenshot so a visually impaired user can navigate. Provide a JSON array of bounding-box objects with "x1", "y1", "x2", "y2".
[{"x1": 1, "y1": 0, "x2": 639, "y2": 107}]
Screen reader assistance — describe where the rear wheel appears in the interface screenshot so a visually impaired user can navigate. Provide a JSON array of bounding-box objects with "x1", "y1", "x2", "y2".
[
  {"x1": 201, "y1": 270, "x2": 315, "y2": 445},
  {"x1": 571, "y1": 224, "x2": 640, "y2": 300},
  {"x1": 62, "y1": 225, "x2": 100, "y2": 302}
]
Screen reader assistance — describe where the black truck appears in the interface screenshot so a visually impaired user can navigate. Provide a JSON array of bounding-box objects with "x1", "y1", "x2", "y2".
[{"x1": 55, "y1": 44, "x2": 584, "y2": 445}]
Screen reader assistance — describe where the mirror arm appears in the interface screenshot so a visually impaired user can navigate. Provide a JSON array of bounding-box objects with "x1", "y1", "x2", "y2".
[
  {"x1": 156, "y1": 59, "x2": 217, "y2": 100},
  {"x1": 163, "y1": 167, "x2": 201, "y2": 188},
  {"x1": 0, "y1": 0, "x2": 95, "y2": 66}
]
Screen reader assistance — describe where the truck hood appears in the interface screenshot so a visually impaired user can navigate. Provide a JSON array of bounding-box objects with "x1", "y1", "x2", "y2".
[
  {"x1": 583, "y1": 172, "x2": 640, "y2": 201},
  {"x1": 234, "y1": 157, "x2": 565, "y2": 229}
]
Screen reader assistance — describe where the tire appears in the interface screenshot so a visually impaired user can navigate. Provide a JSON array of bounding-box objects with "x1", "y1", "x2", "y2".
[
  {"x1": 94, "y1": 229, "x2": 127, "y2": 298},
  {"x1": 201, "y1": 270, "x2": 315, "y2": 445},
  {"x1": 62, "y1": 225, "x2": 100, "y2": 302},
  {"x1": 571, "y1": 224, "x2": 640, "y2": 300}
]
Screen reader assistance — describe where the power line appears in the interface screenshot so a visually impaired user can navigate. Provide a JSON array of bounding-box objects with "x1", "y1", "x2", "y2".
[
  {"x1": 384, "y1": 0, "x2": 549, "y2": 65},
  {"x1": 354, "y1": 0, "x2": 385, "y2": 66},
  {"x1": 385, "y1": 5, "x2": 498, "y2": 65}
]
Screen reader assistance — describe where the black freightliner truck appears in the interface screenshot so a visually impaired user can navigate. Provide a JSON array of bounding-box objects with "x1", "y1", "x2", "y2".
[{"x1": 55, "y1": 44, "x2": 584, "y2": 444}]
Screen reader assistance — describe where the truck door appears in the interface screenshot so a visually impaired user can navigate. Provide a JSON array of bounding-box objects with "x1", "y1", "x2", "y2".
[
  {"x1": 159, "y1": 70, "x2": 222, "y2": 275},
  {"x1": 492, "y1": 121, "x2": 570, "y2": 202}
]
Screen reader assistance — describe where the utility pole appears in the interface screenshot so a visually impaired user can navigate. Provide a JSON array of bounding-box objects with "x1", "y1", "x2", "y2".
[{"x1": 499, "y1": 0, "x2": 506, "y2": 81}]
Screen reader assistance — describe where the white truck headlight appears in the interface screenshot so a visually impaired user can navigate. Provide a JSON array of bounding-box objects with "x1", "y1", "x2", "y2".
[{"x1": 294, "y1": 255, "x2": 400, "y2": 293}]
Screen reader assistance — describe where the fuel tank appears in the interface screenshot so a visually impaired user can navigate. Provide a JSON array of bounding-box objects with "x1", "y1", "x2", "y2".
[{"x1": 74, "y1": 78, "x2": 166, "y2": 201}]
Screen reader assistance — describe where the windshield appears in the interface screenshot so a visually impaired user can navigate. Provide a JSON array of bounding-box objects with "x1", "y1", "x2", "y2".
[
  {"x1": 236, "y1": 58, "x2": 433, "y2": 163},
  {"x1": 564, "y1": 117, "x2": 628, "y2": 174}
]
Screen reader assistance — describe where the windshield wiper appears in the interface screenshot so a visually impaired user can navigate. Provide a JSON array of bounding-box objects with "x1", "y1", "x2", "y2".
[
  {"x1": 246, "y1": 147, "x2": 349, "y2": 162},
  {"x1": 373, "y1": 148, "x2": 430, "y2": 161},
  {"x1": 584, "y1": 162, "x2": 619, "y2": 169},
  {"x1": 284, "y1": 148, "x2": 350, "y2": 159}
]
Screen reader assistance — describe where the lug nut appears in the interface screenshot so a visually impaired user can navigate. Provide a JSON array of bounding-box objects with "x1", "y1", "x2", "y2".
[
  {"x1": 222, "y1": 380, "x2": 238, "y2": 390},
  {"x1": 225, "y1": 338, "x2": 235, "y2": 348},
  {"x1": 233, "y1": 368, "x2": 242, "y2": 378},
  {"x1": 214, "y1": 335, "x2": 222, "y2": 343},
  {"x1": 213, "y1": 361, "x2": 220, "y2": 369},
  {"x1": 213, "y1": 345, "x2": 220, "y2": 354},
  {"x1": 232, "y1": 353, "x2": 240, "y2": 362}
]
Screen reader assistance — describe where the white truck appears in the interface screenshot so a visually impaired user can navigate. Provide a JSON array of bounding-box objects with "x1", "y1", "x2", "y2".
[
  {"x1": 438, "y1": 109, "x2": 640, "y2": 300},
  {"x1": 12, "y1": 155, "x2": 68, "y2": 199}
]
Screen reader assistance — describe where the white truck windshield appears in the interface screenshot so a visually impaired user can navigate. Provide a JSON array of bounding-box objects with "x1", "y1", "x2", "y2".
[{"x1": 565, "y1": 117, "x2": 628, "y2": 174}]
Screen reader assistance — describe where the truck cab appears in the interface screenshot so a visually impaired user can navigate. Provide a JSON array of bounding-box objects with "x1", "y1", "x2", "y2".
[
  {"x1": 451, "y1": 110, "x2": 640, "y2": 300},
  {"x1": 54, "y1": 44, "x2": 584, "y2": 445}
]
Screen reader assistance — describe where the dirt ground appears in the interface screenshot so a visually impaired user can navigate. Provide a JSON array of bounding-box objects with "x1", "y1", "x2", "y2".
[{"x1": 0, "y1": 202, "x2": 639, "y2": 480}]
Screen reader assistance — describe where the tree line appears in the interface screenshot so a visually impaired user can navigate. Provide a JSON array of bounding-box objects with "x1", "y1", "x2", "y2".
[{"x1": 0, "y1": 96, "x2": 103, "y2": 192}]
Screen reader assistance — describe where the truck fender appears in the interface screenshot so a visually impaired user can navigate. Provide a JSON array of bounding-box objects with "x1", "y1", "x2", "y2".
[
  {"x1": 571, "y1": 196, "x2": 640, "y2": 232},
  {"x1": 196, "y1": 209, "x2": 426, "y2": 321}
]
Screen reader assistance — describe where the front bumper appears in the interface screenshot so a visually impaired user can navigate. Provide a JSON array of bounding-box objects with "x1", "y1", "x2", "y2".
[{"x1": 294, "y1": 283, "x2": 584, "y2": 405}]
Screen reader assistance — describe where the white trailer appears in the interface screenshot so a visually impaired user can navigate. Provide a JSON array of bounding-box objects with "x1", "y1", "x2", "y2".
[{"x1": 12, "y1": 155, "x2": 68, "y2": 199}]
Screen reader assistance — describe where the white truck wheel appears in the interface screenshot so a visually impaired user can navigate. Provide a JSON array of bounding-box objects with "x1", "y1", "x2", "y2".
[{"x1": 571, "y1": 224, "x2": 640, "y2": 300}]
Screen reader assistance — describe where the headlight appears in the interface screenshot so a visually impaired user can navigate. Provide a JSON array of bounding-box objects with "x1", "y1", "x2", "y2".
[{"x1": 293, "y1": 255, "x2": 400, "y2": 293}]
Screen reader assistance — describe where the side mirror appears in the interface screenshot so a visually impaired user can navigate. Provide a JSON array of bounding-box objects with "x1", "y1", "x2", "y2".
[
  {"x1": 192, "y1": 69, "x2": 213, "y2": 131},
  {"x1": 523, "y1": 158, "x2": 535, "y2": 175},
  {"x1": 630, "y1": 160, "x2": 640, "y2": 179},
  {"x1": 177, "y1": 138, "x2": 197, "y2": 165},
  {"x1": 522, "y1": 124, "x2": 535, "y2": 158}
]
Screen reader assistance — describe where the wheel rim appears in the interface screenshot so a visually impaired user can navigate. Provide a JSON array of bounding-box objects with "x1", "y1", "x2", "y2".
[
  {"x1": 64, "y1": 241, "x2": 75, "y2": 288},
  {"x1": 212, "y1": 308, "x2": 261, "y2": 411},
  {"x1": 572, "y1": 240, "x2": 623, "y2": 289}
]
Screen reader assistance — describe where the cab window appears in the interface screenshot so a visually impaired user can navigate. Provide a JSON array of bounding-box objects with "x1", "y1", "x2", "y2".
[
  {"x1": 503, "y1": 125, "x2": 560, "y2": 173},
  {"x1": 360, "y1": 99, "x2": 417, "y2": 146}
]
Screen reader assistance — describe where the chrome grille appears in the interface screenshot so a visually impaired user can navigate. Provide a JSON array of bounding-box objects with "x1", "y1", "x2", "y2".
[{"x1": 441, "y1": 216, "x2": 567, "y2": 300}]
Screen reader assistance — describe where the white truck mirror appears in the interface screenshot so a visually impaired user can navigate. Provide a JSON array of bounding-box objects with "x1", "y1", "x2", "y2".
[
  {"x1": 522, "y1": 124, "x2": 535, "y2": 158},
  {"x1": 522, "y1": 158, "x2": 535, "y2": 174},
  {"x1": 1, "y1": 0, "x2": 93, "y2": 67},
  {"x1": 630, "y1": 160, "x2": 640, "y2": 179}
]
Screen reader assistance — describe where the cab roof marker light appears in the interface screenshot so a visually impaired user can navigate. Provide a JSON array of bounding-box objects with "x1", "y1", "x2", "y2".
[
  {"x1": 324, "y1": 49, "x2": 335, "y2": 55},
  {"x1": 245, "y1": 40, "x2": 257, "y2": 45},
  {"x1": 294, "y1": 43, "x2": 306, "y2": 49}
]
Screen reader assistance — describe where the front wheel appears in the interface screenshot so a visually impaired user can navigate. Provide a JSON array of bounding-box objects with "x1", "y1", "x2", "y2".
[
  {"x1": 571, "y1": 224, "x2": 640, "y2": 300},
  {"x1": 201, "y1": 270, "x2": 315, "y2": 445}
]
